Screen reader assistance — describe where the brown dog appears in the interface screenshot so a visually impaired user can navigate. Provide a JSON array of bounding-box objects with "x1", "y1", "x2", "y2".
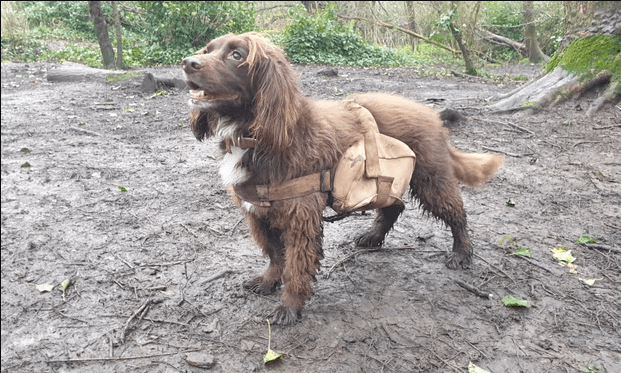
[{"x1": 182, "y1": 32, "x2": 503, "y2": 325}]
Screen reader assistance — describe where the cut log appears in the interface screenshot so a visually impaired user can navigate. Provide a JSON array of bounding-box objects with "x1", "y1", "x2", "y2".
[
  {"x1": 47, "y1": 62, "x2": 128, "y2": 82},
  {"x1": 46, "y1": 63, "x2": 187, "y2": 94}
]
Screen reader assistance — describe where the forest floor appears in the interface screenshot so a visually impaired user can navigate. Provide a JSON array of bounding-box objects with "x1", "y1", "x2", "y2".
[{"x1": 1, "y1": 61, "x2": 620, "y2": 373}]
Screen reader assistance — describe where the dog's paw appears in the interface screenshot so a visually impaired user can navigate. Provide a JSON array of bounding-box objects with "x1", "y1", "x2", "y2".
[
  {"x1": 269, "y1": 305, "x2": 301, "y2": 325},
  {"x1": 353, "y1": 231, "x2": 385, "y2": 247},
  {"x1": 243, "y1": 276, "x2": 281, "y2": 295},
  {"x1": 445, "y1": 251, "x2": 472, "y2": 269}
]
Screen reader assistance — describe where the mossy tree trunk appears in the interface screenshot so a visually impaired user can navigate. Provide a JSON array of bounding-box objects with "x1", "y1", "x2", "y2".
[{"x1": 488, "y1": 36, "x2": 620, "y2": 117}]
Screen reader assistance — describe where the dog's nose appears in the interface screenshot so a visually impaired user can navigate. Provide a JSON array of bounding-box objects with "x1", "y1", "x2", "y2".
[{"x1": 182, "y1": 57, "x2": 202, "y2": 74}]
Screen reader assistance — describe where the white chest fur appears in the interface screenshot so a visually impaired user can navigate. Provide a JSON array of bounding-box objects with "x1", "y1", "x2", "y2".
[{"x1": 218, "y1": 146, "x2": 250, "y2": 186}]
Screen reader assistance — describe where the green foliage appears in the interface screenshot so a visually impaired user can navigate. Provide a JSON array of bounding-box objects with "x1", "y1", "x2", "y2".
[
  {"x1": 41, "y1": 44, "x2": 103, "y2": 67},
  {"x1": 545, "y1": 35, "x2": 621, "y2": 79},
  {"x1": 484, "y1": 2, "x2": 523, "y2": 42},
  {"x1": 283, "y1": 3, "x2": 407, "y2": 67},
  {"x1": 1, "y1": 34, "x2": 48, "y2": 62},
  {"x1": 20, "y1": 1, "x2": 99, "y2": 41},
  {"x1": 136, "y1": 1, "x2": 256, "y2": 65}
]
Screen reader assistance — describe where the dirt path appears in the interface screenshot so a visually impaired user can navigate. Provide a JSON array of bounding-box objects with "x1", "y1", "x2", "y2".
[{"x1": 2, "y1": 62, "x2": 620, "y2": 373}]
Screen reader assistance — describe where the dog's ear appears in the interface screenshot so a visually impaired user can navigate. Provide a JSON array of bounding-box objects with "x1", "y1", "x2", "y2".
[
  {"x1": 244, "y1": 34, "x2": 300, "y2": 153},
  {"x1": 190, "y1": 109, "x2": 216, "y2": 141}
]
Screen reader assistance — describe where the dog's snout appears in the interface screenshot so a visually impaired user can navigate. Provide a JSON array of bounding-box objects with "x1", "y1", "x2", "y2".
[{"x1": 182, "y1": 57, "x2": 202, "y2": 74}]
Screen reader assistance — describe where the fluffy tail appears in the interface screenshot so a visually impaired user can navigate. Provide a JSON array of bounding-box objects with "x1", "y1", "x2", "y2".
[{"x1": 450, "y1": 147, "x2": 504, "y2": 187}]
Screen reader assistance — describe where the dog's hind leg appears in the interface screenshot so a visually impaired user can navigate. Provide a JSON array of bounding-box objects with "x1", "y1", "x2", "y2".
[
  {"x1": 242, "y1": 216, "x2": 285, "y2": 295},
  {"x1": 410, "y1": 172, "x2": 472, "y2": 269},
  {"x1": 354, "y1": 202, "x2": 406, "y2": 247}
]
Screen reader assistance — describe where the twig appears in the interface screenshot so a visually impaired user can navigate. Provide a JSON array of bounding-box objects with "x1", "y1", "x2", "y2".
[
  {"x1": 326, "y1": 246, "x2": 444, "y2": 277},
  {"x1": 120, "y1": 299, "x2": 152, "y2": 342},
  {"x1": 514, "y1": 254, "x2": 555, "y2": 274},
  {"x1": 326, "y1": 248, "x2": 381, "y2": 277},
  {"x1": 584, "y1": 243, "x2": 621, "y2": 255},
  {"x1": 115, "y1": 254, "x2": 134, "y2": 269},
  {"x1": 229, "y1": 217, "x2": 244, "y2": 236},
  {"x1": 180, "y1": 223, "x2": 198, "y2": 238},
  {"x1": 67, "y1": 127, "x2": 102, "y2": 137},
  {"x1": 474, "y1": 253, "x2": 515, "y2": 283},
  {"x1": 571, "y1": 141, "x2": 601, "y2": 149},
  {"x1": 482, "y1": 146, "x2": 532, "y2": 158},
  {"x1": 592, "y1": 124, "x2": 621, "y2": 130},
  {"x1": 204, "y1": 269, "x2": 232, "y2": 283},
  {"x1": 477, "y1": 117, "x2": 535, "y2": 135},
  {"x1": 48, "y1": 349, "x2": 201, "y2": 363},
  {"x1": 454, "y1": 279, "x2": 493, "y2": 299}
]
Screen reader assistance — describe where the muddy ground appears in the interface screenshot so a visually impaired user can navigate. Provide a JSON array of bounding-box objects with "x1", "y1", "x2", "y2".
[{"x1": 1, "y1": 61, "x2": 620, "y2": 373}]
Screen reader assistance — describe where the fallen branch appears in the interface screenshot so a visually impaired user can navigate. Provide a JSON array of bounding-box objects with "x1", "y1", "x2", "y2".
[
  {"x1": 477, "y1": 117, "x2": 535, "y2": 135},
  {"x1": 480, "y1": 29, "x2": 528, "y2": 57},
  {"x1": 584, "y1": 243, "x2": 621, "y2": 255},
  {"x1": 337, "y1": 15, "x2": 461, "y2": 55},
  {"x1": 454, "y1": 279, "x2": 493, "y2": 299},
  {"x1": 204, "y1": 269, "x2": 232, "y2": 283},
  {"x1": 482, "y1": 147, "x2": 533, "y2": 158},
  {"x1": 48, "y1": 349, "x2": 201, "y2": 363}
]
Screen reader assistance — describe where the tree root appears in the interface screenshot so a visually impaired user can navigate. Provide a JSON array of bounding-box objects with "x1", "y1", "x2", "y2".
[
  {"x1": 488, "y1": 67, "x2": 619, "y2": 117},
  {"x1": 587, "y1": 81, "x2": 620, "y2": 118}
]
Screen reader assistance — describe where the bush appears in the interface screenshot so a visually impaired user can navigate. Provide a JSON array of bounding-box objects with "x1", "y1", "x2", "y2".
[
  {"x1": 137, "y1": 1, "x2": 256, "y2": 65},
  {"x1": 284, "y1": 3, "x2": 406, "y2": 66}
]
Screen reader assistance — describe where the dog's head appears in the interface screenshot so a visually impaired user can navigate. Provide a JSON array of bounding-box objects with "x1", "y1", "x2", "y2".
[{"x1": 182, "y1": 32, "x2": 299, "y2": 152}]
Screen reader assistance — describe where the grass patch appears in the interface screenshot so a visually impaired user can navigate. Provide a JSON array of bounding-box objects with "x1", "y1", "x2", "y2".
[{"x1": 105, "y1": 72, "x2": 142, "y2": 82}]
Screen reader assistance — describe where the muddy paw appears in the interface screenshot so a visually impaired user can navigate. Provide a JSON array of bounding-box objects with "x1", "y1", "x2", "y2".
[
  {"x1": 242, "y1": 276, "x2": 281, "y2": 295},
  {"x1": 353, "y1": 231, "x2": 385, "y2": 247},
  {"x1": 445, "y1": 251, "x2": 472, "y2": 269},
  {"x1": 269, "y1": 305, "x2": 301, "y2": 325}
]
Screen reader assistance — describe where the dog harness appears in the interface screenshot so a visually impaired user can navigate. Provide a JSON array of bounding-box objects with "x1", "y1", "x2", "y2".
[{"x1": 230, "y1": 103, "x2": 416, "y2": 212}]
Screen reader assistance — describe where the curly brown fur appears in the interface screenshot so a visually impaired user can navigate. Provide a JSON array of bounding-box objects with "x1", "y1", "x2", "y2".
[{"x1": 182, "y1": 32, "x2": 503, "y2": 325}]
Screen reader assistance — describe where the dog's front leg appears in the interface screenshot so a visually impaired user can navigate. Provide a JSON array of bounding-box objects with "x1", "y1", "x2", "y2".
[
  {"x1": 269, "y1": 200, "x2": 325, "y2": 325},
  {"x1": 242, "y1": 215, "x2": 285, "y2": 295}
]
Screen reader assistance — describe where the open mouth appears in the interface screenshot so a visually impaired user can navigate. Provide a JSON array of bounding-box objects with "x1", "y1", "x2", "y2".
[{"x1": 189, "y1": 90, "x2": 239, "y2": 105}]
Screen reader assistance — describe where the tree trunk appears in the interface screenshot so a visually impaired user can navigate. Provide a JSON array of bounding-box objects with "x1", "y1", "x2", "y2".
[
  {"x1": 449, "y1": 3, "x2": 477, "y2": 75},
  {"x1": 111, "y1": 1, "x2": 123, "y2": 69},
  {"x1": 88, "y1": 1, "x2": 115, "y2": 69},
  {"x1": 523, "y1": 1, "x2": 548, "y2": 63},
  {"x1": 404, "y1": 1, "x2": 418, "y2": 53}
]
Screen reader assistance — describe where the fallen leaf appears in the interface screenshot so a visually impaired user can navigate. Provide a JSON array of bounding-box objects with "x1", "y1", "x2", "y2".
[
  {"x1": 60, "y1": 279, "x2": 71, "y2": 291},
  {"x1": 576, "y1": 235, "x2": 596, "y2": 244},
  {"x1": 469, "y1": 362, "x2": 491, "y2": 373},
  {"x1": 501, "y1": 295, "x2": 530, "y2": 307},
  {"x1": 36, "y1": 283, "x2": 54, "y2": 293},
  {"x1": 579, "y1": 278, "x2": 602, "y2": 286},
  {"x1": 263, "y1": 349, "x2": 284, "y2": 364}
]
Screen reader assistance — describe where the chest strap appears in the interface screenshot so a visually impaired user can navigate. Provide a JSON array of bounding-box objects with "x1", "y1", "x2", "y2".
[
  {"x1": 234, "y1": 170, "x2": 332, "y2": 207},
  {"x1": 223, "y1": 136, "x2": 257, "y2": 153}
]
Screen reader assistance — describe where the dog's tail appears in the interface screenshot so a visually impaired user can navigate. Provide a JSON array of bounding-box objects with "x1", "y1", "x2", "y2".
[{"x1": 449, "y1": 147, "x2": 504, "y2": 187}]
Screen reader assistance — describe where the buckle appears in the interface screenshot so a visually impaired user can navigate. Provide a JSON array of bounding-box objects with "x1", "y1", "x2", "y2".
[{"x1": 320, "y1": 170, "x2": 331, "y2": 193}]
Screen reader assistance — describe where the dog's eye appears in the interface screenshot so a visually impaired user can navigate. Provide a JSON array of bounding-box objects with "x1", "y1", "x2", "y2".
[{"x1": 231, "y1": 51, "x2": 242, "y2": 61}]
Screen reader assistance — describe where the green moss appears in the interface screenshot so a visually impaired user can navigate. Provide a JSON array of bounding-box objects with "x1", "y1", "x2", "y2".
[
  {"x1": 105, "y1": 72, "x2": 142, "y2": 82},
  {"x1": 545, "y1": 35, "x2": 621, "y2": 79}
]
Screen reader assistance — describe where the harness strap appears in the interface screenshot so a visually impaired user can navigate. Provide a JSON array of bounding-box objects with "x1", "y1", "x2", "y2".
[
  {"x1": 234, "y1": 170, "x2": 332, "y2": 206},
  {"x1": 224, "y1": 136, "x2": 257, "y2": 153}
]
